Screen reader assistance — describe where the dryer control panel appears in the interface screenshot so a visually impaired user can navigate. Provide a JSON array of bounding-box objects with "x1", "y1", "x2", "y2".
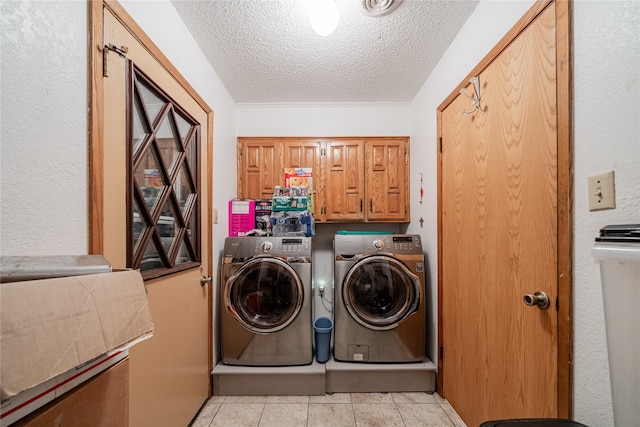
[
  {"x1": 364, "y1": 235, "x2": 422, "y2": 255},
  {"x1": 391, "y1": 235, "x2": 421, "y2": 252}
]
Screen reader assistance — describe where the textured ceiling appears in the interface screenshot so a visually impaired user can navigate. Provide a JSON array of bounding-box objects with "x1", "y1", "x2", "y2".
[{"x1": 171, "y1": 0, "x2": 479, "y2": 103}]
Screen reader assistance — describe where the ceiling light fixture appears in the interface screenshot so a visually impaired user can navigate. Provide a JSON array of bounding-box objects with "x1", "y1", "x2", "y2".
[{"x1": 309, "y1": 0, "x2": 339, "y2": 37}]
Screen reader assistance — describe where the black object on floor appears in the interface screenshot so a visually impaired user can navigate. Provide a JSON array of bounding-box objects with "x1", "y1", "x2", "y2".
[{"x1": 479, "y1": 419, "x2": 588, "y2": 427}]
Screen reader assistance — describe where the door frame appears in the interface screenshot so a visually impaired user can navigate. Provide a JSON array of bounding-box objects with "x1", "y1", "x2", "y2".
[
  {"x1": 436, "y1": 0, "x2": 572, "y2": 417},
  {"x1": 87, "y1": 0, "x2": 215, "y2": 395}
]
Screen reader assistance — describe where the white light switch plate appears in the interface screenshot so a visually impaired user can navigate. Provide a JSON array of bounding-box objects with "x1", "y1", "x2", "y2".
[
  {"x1": 588, "y1": 171, "x2": 616, "y2": 211},
  {"x1": 213, "y1": 208, "x2": 219, "y2": 224}
]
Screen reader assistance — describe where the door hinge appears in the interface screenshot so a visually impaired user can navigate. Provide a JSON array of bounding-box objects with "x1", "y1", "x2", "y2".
[
  {"x1": 103, "y1": 43, "x2": 129, "y2": 77},
  {"x1": 439, "y1": 345, "x2": 444, "y2": 360},
  {"x1": 556, "y1": 296, "x2": 559, "y2": 311},
  {"x1": 439, "y1": 137, "x2": 443, "y2": 153}
]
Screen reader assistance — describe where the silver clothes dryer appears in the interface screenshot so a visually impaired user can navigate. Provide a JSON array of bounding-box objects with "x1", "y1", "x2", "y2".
[
  {"x1": 220, "y1": 237, "x2": 313, "y2": 366},
  {"x1": 334, "y1": 234, "x2": 426, "y2": 362}
]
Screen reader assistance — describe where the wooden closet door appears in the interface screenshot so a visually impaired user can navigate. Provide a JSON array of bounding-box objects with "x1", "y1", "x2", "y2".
[{"x1": 439, "y1": 3, "x2": 563, "y2": 426}]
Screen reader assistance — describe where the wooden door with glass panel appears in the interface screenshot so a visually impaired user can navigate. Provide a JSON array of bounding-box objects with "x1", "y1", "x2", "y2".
[{"x1": 96, "y1": 3, "x2": 212, "y2": 426}]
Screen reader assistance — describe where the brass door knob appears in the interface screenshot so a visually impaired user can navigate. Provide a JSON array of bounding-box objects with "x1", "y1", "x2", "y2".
[{"x1": 523, "y1": 291, "x2": 550, "y2": 309}]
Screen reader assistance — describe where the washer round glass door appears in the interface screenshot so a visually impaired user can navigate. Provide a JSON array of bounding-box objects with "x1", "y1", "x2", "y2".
[
  {"x1": 225, "y1": 256, "x2": 304, "y2": 333},
  {"x1": 342, "y1": 255, "x2": 420, "y2": 330}
]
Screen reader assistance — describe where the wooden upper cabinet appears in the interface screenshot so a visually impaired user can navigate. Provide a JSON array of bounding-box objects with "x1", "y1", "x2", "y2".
[
  {"x1": 237, "y1": 138, "x2": 282, "y2": 200},
  {"x1": 365, "y1": 138, "x2": 408, "y2": 221},
  {"x1": 324, "y1": 139, "x2": 365, "y2": 222},
  {"x1": 237, "y1": 137, "x2": 409, "y2": 223},
  {"x1": 282, "y1": 140, "x2": 322, "y2": 219}
]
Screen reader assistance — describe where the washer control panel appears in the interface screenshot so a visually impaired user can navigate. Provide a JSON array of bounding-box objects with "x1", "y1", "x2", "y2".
[
  {"x1": 253, "y1": 237, "x2": 311, "y2": 255},
  {"x1": 280, "y1": 238, "x2": 310, "y2": 254}
]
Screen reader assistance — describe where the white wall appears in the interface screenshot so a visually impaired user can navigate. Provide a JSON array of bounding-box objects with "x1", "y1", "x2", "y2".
[
  {"x1": 572, "y1": 2, "x2": 639, "y2": 425},
  {"x1": 236, "y1": 103, "x2": 410, "y2": 137},
  {"x1": 410, "y1": 1, "x2": 640, "y2": 426},
  {"x1": 1, "y1": 0, "x2": 88, "y2": 255}
]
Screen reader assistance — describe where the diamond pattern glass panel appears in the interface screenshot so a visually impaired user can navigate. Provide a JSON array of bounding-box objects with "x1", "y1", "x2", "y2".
[
  {"x1": 175, "y1": 238, "x2": 191, "y2": 265},
  {"x1": 187, "y1": 135, "x2": 197, "y2": 180},
  {"x1": 134, "y1": 149, "x2": 165, "y2": 213},
  {"x1": 187, "y1": 209, "x2": 197, "y2": 242},
  {"x1": 133, "y1": 102, "x2": 148, "y2": 155},
  {"x1": 174, "y1": 164, "x2": 194, "y2": 213},
  {"x1": 132, "y1": 199, "x2": 147, "y2": 252},
  {"x1": 129, "y1": 67, "x2": 200, "y2": 277},
  {"x1": 175, "y1": 113, "x2": 192, "y2": 144},
  {"x1": 140, "y1": 239, "x2": 164, "y2": 272},
  {"x1": 156, "y1": 115, "x2": 181, "y2": 172},
  {"x1": 138, "y1": 83, "x2": 165, "y2": 125},
  {"x1": 158, "y1": 201, "x2": 178, "y2": 254}
]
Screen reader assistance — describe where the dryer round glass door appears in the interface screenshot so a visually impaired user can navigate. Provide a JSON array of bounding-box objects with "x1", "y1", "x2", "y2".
[
  {"x1": 224, "y1": 257, "x2": 304, "y2": 333},
  {"x1": 342, "y1": 255, "x2": 421, "y2": 330}
]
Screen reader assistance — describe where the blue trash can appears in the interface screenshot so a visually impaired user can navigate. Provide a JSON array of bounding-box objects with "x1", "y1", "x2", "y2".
[{"x1": 313, "y1": 317, "x2": 333, "y2": 363}]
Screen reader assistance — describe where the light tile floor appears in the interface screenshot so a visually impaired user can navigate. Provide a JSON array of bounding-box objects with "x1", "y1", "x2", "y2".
[{"x1": 191, "y1": 392, "x2": 467, "y2": 427}]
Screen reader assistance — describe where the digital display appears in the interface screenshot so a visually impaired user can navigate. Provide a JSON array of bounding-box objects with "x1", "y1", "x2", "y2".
[
  {"x1": 393, "y1": 236, "x2": 413, "y2": 243},
  {"x1": 283, "y1": 238, "x2": 303, "y2": 244}
]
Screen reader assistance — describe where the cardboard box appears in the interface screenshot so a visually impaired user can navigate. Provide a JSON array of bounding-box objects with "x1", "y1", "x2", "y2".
[
  {"x1": 228, "y1": 199, "x2": 256, "y2": 236},
  {"x1": 283, "y1": 168, "x2": 314, "y2": 213},
  {"x1": 254, "y1": 199, "x2": 273, "y2": 233},
  {"x1": 11, "y1": 358, "x2": 129, "y2": 427},
  {"x1": 0, "y1": 351, "x2": 128, "y2": 425},
  {"x1": 0, "y1": 270, "x2": 154, "y2": 401}
]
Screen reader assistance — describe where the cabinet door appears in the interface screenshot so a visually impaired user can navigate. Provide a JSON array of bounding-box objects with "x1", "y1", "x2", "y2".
[
  {"x1": 366, "y1": 138, "x2": 409, "y2": 221},
  {"x1": 283, "y1": 140, "x2": 322, "y2": 220},
  {"x1": 237, "y1": 138, "x2": 282, "y2": 199},
  {"x1": 324, "y1": 139, "x2": 365, "y2": 221}
]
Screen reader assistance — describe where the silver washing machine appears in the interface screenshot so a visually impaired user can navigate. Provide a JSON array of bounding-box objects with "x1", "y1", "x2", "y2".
[
  {"x1": 220, "y1": 236, "x2": 313, "y2": 366},
  {"x1": 334, "y1": 234, "x2": 426, "y2": 362}
]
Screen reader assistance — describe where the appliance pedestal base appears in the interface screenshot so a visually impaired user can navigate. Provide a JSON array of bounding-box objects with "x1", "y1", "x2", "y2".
[
  {"x1": 212, "y1": 361, "x2": 325, "y2": 396},
  {"x1": 325, "y1": 357, "x2": 436, "y2": 394}
]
